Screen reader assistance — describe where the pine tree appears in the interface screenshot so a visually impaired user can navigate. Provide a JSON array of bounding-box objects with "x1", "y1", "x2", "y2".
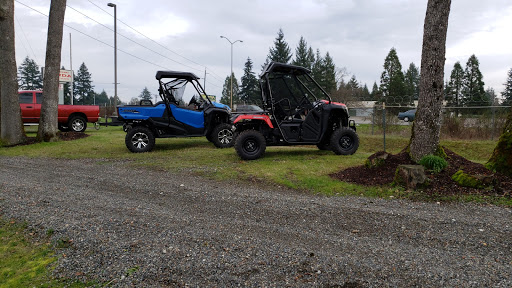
[
  {"x1": 96, "y1": 90, "x2": 109, "y2": 105},
  {"x1": 371, "y1": 82, "x2": 379, "y2": 101},
  {"x1": 18, "y1": 56, "x2": 43, "y2": 90},
  {"x1": 404, "y1": 62, "x2": 420, "y2": 104},
  {"x1": 380, "y1": 48, "x2": 406, "y2": 105},
  {"x1": 501, "y1": 68, "x2": 512, "y2": 105},
  {"x1": 266, "y1": 28, "x2": 292, "y2": 64},
  {"x1": 446, "y1": 61, "x2": 464, "y2": 107},
  {"x1": 462, "y1": 54, "x2": 487, "y2": 106},
  {"x1": 74, "y1": 62, "x2": 94, "y2": 104},
  {"x1": 239, "y1": 57, "x2": 260, "y2": 105},
  {"x1": 139, "y1": 87, "x2": 152, "y2": 100},
  {"x1": 292, "y1": 36, "x2": 315, "y2": 69},
  {"x1": 322, "y1": 52, "x2": 337, "y2": 94},
  {"x1": 220, "y1": 73, "x2": 240, "y2": 106}
]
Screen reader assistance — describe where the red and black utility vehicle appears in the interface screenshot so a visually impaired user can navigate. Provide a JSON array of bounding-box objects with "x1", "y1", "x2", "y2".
[{"x1": 232, "y1": 62, "x2": 359, "y2": 160}]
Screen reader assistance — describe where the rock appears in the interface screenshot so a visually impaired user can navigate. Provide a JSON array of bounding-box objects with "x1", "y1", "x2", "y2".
[
  {"x1": 393, "y1": 165, "x2": 427, "y2": 190},
  {"x1": 451, "y1": 170, "x2": 496, "y2": 189},
  {"x1": 365, "y1": 152, "x2": 389, "y2": 168}
]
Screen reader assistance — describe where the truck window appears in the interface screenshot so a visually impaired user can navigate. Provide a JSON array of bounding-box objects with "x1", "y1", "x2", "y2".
[
  {"x1": 19, "y1": 93, "x2": 33, "y2": 103},
  {"x1": 36, "y1": 93, "x2": 43, "y2": 104}
]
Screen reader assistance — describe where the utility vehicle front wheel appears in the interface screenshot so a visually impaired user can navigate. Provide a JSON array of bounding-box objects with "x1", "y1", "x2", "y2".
[
  {"x1": 330, "y1": 127, "x2": 359, "y2": 155},
  {"x1": 211, "y1": 123, "x2": 236, "y2": 148},
  {"x1": 235, "y1": 130, "x2": 266, "y2": 160},
  {"x1": 125, "y1": 126, "x2": 155, "y2": 153}
]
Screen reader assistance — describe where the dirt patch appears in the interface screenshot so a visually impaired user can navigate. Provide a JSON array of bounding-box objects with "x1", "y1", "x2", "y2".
[
  {"x1": 331, "y1": 148, "x2": 512, "y2": 197},
  {"x1": 11, "y1": 132, "x2": 89, "y2": 146}
]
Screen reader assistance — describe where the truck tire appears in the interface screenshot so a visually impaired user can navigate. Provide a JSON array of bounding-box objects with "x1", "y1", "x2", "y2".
[
  {"x1": 211, "y1": 123, "x2": 236, "y2": 148},
  {"x1": 125, "y1": 126, "x2": 155, "y2": 153},
  {"x1": 235, "y1": 130, "x2": 266, "y2": 160},
  {"x1": 330, "y1": 127, "x2": 359, "y2": 155},
  {"x1": 68, "y1": 116, "x2": 87, "y2": 132}
]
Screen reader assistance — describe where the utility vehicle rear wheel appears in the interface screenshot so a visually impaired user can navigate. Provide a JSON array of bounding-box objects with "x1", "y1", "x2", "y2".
[
  {"x1": 211, "y1": 123, "x2": 236, "y2": 148},
  {"x1": 125, "y1": 126, "x2": 155, "y2": 153},
  {"x1": 330, "y1": 127, "x2": 359, "y2": 155},
  {"x1": 235, "y1": 130, "x2": 266, "y2": 160}
]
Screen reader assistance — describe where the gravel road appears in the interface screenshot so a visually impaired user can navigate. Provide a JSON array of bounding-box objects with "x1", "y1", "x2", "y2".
[{"x1": 1, "y1": 156, "x2": 511, "y2": 287}]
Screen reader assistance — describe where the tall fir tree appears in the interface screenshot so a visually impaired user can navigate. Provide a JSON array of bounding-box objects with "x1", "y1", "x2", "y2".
[
  {"x1": 446, "y1": 61, "x2": 464, "y2": 107},
  {"x1": 501, "y1": 68, "x2": 512, "y2": 105},
  {"x1": 239, "y1": 57, "x2": 260, "y2": 105},
  {"x1": 292, "y1": 36, "x2": 315, "y2": 69},
  {"x1": 265, "y1": 28, "x2": 292, "y2": 65},
  {"x1": 220, "y1": 73, "x2": 240, "y2": 106},
  {"x1": 380, "y1": 47, "x2": 406, "y2": 105},
  {"x1": 404, "y1": 62, "x2": 420, "y2": 104},
  {"x1": 74, "y1": 62, "x2": 94, "y2": 104},
  {"x1": 322, "y1": 52, "x2": 337, "y2": 94},
  {"x1": 139, "y1": 87, "x2": 152, "y2": 100},
  {"x1": 462, "y1": 54, "x2": 487, "y2": 106},
  {"x1": 371, "y1": 82, "x2": 379, "y2": 101},
  {"x1": 18, "y1": 56, "x2": 43, "y2": 90}
]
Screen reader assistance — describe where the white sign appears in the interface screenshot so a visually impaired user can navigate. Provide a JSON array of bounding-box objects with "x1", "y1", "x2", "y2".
[{"x1": 59, "y1": 70, "x2": 73, "y2": 82}]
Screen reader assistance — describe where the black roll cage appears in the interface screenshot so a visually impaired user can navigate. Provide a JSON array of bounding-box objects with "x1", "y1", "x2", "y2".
[{"x1": 155, "y1": 71, "x2": 212, "y2": 106}]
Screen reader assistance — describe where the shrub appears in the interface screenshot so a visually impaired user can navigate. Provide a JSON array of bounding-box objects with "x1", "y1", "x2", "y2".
[{"x1": 419, "y1": 155, "x2": 448, "y2": 173}]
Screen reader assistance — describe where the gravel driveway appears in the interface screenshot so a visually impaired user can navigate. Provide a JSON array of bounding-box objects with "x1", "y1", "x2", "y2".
[{"x1": 0, "y1": 156, "x2": 511, "y2": 287}]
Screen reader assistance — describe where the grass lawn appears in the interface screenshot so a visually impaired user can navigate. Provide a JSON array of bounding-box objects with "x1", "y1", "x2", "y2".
[{"x1": 1, "y1": 124, "x2": 500, "y2": 199}]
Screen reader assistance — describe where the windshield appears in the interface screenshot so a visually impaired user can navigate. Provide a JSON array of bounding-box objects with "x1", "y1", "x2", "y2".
[{"x1": 161, "y1": 78, "x2": 208, "y2": 108}]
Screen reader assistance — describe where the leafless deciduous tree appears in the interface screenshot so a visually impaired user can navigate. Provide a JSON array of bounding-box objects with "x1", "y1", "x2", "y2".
[
  {"x1": 410, "y1": 0, "x2": 451, "y2": 162},
  {"x1": 38, "y1": 0, "x2": 67, "y2": 141},
  {"x1": 0, "y1": 0, "x2": 26, "y2": 145}
]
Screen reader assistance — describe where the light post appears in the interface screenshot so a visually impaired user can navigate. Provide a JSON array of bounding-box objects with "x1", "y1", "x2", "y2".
[
  {"x1": 107, "y1": 2, "x2": 118, "y2": 115},
  {"x1": 220, "y1": 36, "x2": 242, "y2": 109}
]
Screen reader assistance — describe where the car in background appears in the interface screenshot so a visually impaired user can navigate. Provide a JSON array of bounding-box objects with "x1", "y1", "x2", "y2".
[{"x1": 398, "y1": 109, "x2": 416, "y2": 122}]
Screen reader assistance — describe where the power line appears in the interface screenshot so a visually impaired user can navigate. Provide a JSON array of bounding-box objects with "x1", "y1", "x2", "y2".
[
  {"x1": 87, "y1": 0, "x2": 225, "y2": 85},
  {"x1": 15, "y1": 1, "x2": 170, "y2": 70},
  {"x1": 15, "y1": 14, "x2": 39, "y2": 63}
]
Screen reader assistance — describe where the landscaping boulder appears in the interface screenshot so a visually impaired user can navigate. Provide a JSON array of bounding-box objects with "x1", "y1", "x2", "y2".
[
  {"x1": 394, "y1": 165, "x2": 427, "y2": 190},
  {"x1": 452, "y1": 170, "x2": 496, "y2": 189}
]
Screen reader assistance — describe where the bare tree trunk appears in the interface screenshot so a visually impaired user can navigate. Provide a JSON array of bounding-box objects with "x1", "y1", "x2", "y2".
[
  {"x1": 38, "y1": 0, "x2": 67, "y2": 141},
  {"x1": 486, "y1": 106, "x2": 512, "y2": 176},
  {"x1": 0, "y1": 0, "x2": 26, "y2": 146},
  {"x1": 410, "y1": 0, "x2": 451, "y2": 162}
]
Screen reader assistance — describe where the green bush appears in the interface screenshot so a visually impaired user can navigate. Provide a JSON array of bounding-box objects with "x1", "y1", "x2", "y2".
[{"x1": 419, "y1": 154, "x2": 448, "y2": 173}]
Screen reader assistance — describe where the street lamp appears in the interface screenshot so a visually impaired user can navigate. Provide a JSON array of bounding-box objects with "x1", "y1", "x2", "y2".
[
  {"x1": 107, "y1": 2, "x2": 117, "y2": 114},
  {"x1": 220, "y1": 36, "x2": 243, "y2": 109}
]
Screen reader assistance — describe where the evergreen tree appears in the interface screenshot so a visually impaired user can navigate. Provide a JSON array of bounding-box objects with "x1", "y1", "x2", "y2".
[
  {"x1": 292, "y1": 36, "x2": 315, "y2": 69},
  {"x1": 95, "y1": 90, "x2": 109, "y2": 105},
  {"x1": 404, "y1": 62, "x2": 420, "y2": 104},
  {"x1": 462, "y1": 54, "x2": 487, "y2": 106},
  {"x1": 371, "y1": 82, "x2": 379, "y2": 101},
  {"x1": 322, "y1": 52, "x2": 337, "y2": 94},
  {"x1": 18, "y1": 56, "x2": 43, "y2": 90},
  {"x1": 501, "y1": 68, "x2": 512, "y2": 105},
  {"x1": 446, "y1": 61, "x2": 464, "y2": 107},
  {"x1": 239, "y1": 57, "x2": 260, "y2": 105},
  {"x1": 266, "y1": 28, "x2": 292, "y2": 64},
  {"x1": 220, "y1": 73, "x2": 240, "y2": 106},
  {"x1": 139, "y1": 87, "x2": 152, "y2": 100},
  {"x1": 74, "y1": 62, "x2": 95, "y2": 105},
  {"x1": 379, "y1": 48, "x2": 406, "y2": 105},
  {"x1": 311, "y1": 49, "x2": 324, "y2": 85}
]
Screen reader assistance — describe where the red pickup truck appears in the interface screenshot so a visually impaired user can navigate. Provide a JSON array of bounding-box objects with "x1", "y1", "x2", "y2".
[{"x1": 19, "y1": 90, "x2": 100, "y2": 132}]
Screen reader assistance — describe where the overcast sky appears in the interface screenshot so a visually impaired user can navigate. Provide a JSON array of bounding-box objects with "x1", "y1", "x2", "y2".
[{"x1": 13, "y1": 0, "x2": 512, "y2": 103}]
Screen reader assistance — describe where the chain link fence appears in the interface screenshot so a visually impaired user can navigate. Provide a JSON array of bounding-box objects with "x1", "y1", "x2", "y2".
[{"x1": 349, "y1": 103, "x2": 511, "y2": 144}]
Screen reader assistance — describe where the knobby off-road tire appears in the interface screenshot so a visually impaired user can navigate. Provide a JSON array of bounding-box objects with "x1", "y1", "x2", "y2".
[
  {"x1": 330, "y1": 127, "x2": 359, "y2": 155},
  {"x1": 68, "y1": 116, "x2": 87, "y2": 132},
  {"x1": 125, "y1": 126, "x2": 155, "y2": 153},
  {"x1": 211, "y1": 123, "x2": 236, "y2": 148},
  {"x1": 234, "y1": 130, "x2": 266, "y2": 160}
]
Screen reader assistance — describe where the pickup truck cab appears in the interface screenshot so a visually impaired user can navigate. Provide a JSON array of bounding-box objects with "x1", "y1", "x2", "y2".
[{"x1": 19, "y1": 90, "x2": 100, "y2": 132}]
